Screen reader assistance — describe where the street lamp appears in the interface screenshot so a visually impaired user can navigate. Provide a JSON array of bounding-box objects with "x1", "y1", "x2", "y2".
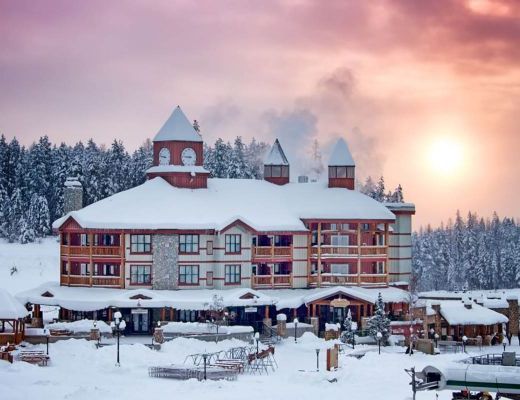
[
  {"x1": 429, "y1": 328, "x2": 435, "y2": 339},
  {"x1": 44, "y1": 328, "x2": 50, "y2": 355},
  {"x1": 376, "y1": 331, "x2": 382, "y2": 355},
  {"x1": 93, "y1": 320, "x2": 100, "y2": 346},
  {"x1": 293, "y1": 318, "x2": 299, "y2": 343},
  {"x1": 254, "y1": 332, "x2": 260, "y2": 355},
  {"x1": 434, "y1": 333, "x2": 439, "y2": 348},
  {"x1": 110, "y1": 311, "x2": 126, "y2": 366},
  {"x1": 409, "y1": 327, "x2": 414, "y2": 356},
  {"x1": 315, "y1": 348, "x2": 320, "y2": 371},
  {"x1": 462, "y1": 335, "x2": 468, "y2": 353},
  {"x1": 502, "y1": 337, "x2": 507, "y2": 352}
]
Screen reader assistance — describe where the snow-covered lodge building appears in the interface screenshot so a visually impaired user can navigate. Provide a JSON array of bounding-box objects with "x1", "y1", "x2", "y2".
[{"x1": 22, "y1": 107, "x2": 416, "y2": 333}]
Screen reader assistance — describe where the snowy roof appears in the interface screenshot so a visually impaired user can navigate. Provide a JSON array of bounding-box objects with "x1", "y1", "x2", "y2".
[
  {"x1": 64, "y1": 177, "x2": 82, "y2": 188},
  {"x1": 420, "y1": 289, "x2": 520, "y2": 302},
  {"x1": 328, "y1": 138, "x2": 355, "y2": 166},
  {"x1": 16, "y1": 283, "x2": 275, "y2": 312},
  {"x1": 261, "y1": 286, "x2": 409, "y2": 310},
  {"x1": 52, "y1": 177, "x2": 395, "y2": 232},
  {"x1": 153, "y1": 106, "x2": 203, "y2": 142},
  {"x1": 264, "y1": 139, "x2": 289, "y2": 166},
  {"x1": 0, "y1": 288, "x2": 29, "y2": 319},
  {"x1": 435, "y1": 301, "x2": 509, "y2": 326}
]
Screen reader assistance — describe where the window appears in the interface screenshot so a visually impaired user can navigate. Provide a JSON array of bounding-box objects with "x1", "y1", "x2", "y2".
[
  {"x1": 206, "y1": 271, "x2": 213, "y2": 286},
  {"x1": 251, "y1": 264, "x2": 257, "y2": 275},
  {"x1": 80, "y1": 233, "x2": 89, "y2": 246},
  {"x1": 271, "y1": 166, "x2": 281, "y2": 177},
  {"x1": 179, "y1": 265, "x2": 199, "y2": 285},
  {"x1": 95, "y1": 234, "x2": 116, "y2": 246},
  {"x1": 206, "y1": 240, "x2": 213, "y2": 255},
  {"x1": 94, "y1": 264, "x2": 119, "y2": 276},
  {"x1": 336, "y1": 166, "x2": 347, "y2": 178},
  {"x1": 331, "y1": 263, "x2": 350, "y2": 275},
  {"x1": 347, "y1": 166, "x2": 355, "y2": 179},
  {"x1": 61, "y1": 261, "x2": 68, "y2": 274},
  {"x1": 179, "y1": 234, "x2": 199, "y2": 253},
  {"x1": 225, "y1": 234, "x2": 241, "y2": 253},
  {"x1": 281, "y1": 166, "x2": 289, "y2": 177},
  {"x1": 361, "y1": 223, "x2": 370, "y2": 231},
  {"x1": 331, "y1": 235, "x2": 349, "y2": 246},
  {"x1": 130, "y1": 234, "x2": 151, "y2": 253},
  {"x1": 70, "y1": 262, "x2": 89, "y2": 275},
  {"x1": 376, "y1": 261, "x2": 385, "y2": 274},
  {"x1": 225, "y1": 265, "x2": 241, "y2": 284},
  {"x1": 61, "y1": 234, "x2": 68, "y2": 245},
  {"x1": 130, "y1": 265, "x2": 151, "y2": 285}
]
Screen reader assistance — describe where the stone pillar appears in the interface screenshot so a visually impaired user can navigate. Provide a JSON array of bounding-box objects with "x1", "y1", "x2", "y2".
[
  {"x1": 276, "y1": 313, "x2": 287, "y2": 338},
  {"x1": 154, "y1": 327, "x2": 165, "y2": 344},
  {"x1": 63, "y1": 177, "x2": 83, "y2": 214},
  {"x1": 507, "y1": 297, "x2": 519, "y2": 338},
  {"x1": 310, "y1": 316, "x2": 319, "y2": 337},
  {"x1": 152, "y1": 234, "x2": 179, "y2": 290}
]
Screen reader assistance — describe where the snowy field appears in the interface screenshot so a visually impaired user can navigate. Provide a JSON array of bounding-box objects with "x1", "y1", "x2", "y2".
[
  {"x1": 0, "y1": 238, "x2": 59, "y2": 295},
  {"x1": 2, "y1": 333, "x2": 519, "y2": 400}
]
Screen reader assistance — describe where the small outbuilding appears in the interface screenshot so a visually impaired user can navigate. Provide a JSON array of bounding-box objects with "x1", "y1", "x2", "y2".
[{"x1": 0, "y1": 288, "x2": 29, "y2": 345}]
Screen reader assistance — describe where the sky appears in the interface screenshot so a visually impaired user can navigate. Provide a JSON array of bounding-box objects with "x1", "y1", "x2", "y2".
[{"x1": 1, "y1": 0, "x2": 519, "y2": 229}]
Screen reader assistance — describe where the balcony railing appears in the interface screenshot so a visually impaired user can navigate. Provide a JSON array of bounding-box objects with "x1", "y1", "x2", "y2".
[
  {"x1": 311, "y1": 245, "x2": 386, "y2": 257},
  {"x1": 61, "y1": 274, "x2": 122, "y2": 287},
  {"x1": 61, "y1": 245, "x2": 121, "y2": 257},
  {"x1": 309, "y1": 273, "x2": 387, "y2": 286},
  {"x1": 252, "y1": 246, "x2": 292, "y2": 259},
  {"x1": 252, "y1": 274, "x2": 292, "y2": 288}
]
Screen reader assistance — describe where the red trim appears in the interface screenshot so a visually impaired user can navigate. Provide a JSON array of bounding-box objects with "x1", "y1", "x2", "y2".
[
  {"x1": 388, "y1": 257, "x2": 412, "y2": 260},
  {"x1": 220, "y1": 219, "x2": 256, "y2": 233},
  {"x1": 389, "y1": 232, "x2": 412, "y2": 236},
  {"x1": 388, "y1": 245, "x2": 411, "y2": 248},
  {"x1": 388, "y1": 272, "x2": 411, "y2": 275}
]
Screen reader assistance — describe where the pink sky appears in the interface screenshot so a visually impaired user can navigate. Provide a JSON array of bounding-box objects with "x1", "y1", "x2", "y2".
[{"x1": 1, "y1": 0, "x2": 519, "y2": 228}]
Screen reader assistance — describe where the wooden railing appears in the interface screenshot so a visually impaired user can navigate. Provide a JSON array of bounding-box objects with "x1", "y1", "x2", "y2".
[
  {"x1": 308, "y1": 273, "x2": 387, "y2": 286},
  {"x1": 60, "y1": 245, "x2": 121, "y2": 257},
  {"x1": 311, "y1": 245, "x2": 387, "y2": 257},
  {"x1": 252, "y1": 274, "x2": 292, "y2": 288},
  {"x1": 61, "y1": 274, "x2": 122, "y2": 287},
  {"x1": 252, "y1": 246, "x2": 292, "y2": 258}
]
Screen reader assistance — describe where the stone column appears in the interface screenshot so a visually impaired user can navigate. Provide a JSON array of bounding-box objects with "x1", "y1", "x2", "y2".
[
  {"x1": 152, "y1": 234, "x2": 179, "y2": 290},
  {"x1": 310, "y1": 316, "x2": 319, "y2": 337},
  {"x1": 276, "y1": 314, "x2": 287, "y2": 338}
]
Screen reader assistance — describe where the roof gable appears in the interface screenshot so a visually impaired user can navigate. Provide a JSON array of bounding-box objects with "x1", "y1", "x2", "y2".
[
  {"x1": 153, "y1": 106, "x2": 202, "y2": 143},
  {"x1": 329, "y1": 138, "x2": 355, "y2": 166}
]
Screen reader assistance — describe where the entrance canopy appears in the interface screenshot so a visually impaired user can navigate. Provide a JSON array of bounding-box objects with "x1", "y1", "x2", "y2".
[{"x1": 16, "y1": 283, "x2": 275, "y2": 312}]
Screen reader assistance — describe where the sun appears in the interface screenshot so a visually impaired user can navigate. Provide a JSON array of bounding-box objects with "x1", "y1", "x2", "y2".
[{"x1": 428, "y1": 137, "x2": 465, "y2": 175}]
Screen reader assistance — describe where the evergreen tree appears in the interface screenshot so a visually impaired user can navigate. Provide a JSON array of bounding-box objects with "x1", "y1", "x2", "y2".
[
  {"x1": 18, "y1": 215, "x2": 35, "y2": 244},
  {"x1": 340, "y1": 308, "x2": 355, "y2": 345},
  {"x1": 367, "y1": 293, "x2": 390, "y2": 344}
]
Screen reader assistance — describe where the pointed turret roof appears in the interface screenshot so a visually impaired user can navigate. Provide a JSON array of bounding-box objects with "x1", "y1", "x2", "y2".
[
  {"x1": 153, "y1": 106, "x2": 202, "y2": 142},
  {"x1": 329, "y1": 138, "x2": 355, "y2": 166},
  {"x1": 264, "y1": 139, "x2": 289, "y2": 165}
]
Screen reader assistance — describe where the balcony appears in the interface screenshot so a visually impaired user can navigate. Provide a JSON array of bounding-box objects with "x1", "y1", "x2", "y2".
[
  {"x1": 61, "y1": 274, "x2": 122, "y2": 288},
  {"x1": 310, "y1": 245, "x2": 387, "y2": 258},
  {"x1": 252, "y1": 274, "x2": 292, "y2": 289},
  {"x1": 252, "y1": 246, "x2": 292, "y2": 259},
  {"x1": 61, "y1": 245, "x2": 121, "y2": 258},
  {"x1": 308, "y1": 273, "x2": 387, "y2": 287}
]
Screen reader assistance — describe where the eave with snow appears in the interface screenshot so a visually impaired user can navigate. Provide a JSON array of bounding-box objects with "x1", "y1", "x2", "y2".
[{"x1": 0, "y1": 288, "x2": 29, "y2": 345}]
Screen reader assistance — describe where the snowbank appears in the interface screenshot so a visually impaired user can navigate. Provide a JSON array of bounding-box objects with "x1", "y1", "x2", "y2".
[
  {"x1": 161, "y1": 322, "x2": 253, "y2": 335},
  {"x1": 45, "y1": 319, "x2": 112, "y2": 334}
]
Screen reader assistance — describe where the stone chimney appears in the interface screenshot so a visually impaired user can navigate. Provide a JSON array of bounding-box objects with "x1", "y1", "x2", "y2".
[
  {"x1": 63, "y1": 177, "x2": 83, "y2": 215},
  {"x1": 328, "y1": 138, "x2": 355, "y2": 189},
  {"x1": 264, "y1": 139, "x2": 290, "y2": 185}
]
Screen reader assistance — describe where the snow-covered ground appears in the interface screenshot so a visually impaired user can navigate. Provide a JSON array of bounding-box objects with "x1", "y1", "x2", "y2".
[
  {"x1": 2, "y1": 333, "x2": 519, "y2": 400},
  {"x1": 0, "y1": 238, "x2": 59, "y2": 295}
]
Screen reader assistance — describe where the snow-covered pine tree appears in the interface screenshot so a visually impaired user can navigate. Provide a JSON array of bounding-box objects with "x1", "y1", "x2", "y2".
[
  {"x1": 18, "y1": 215, "x2": 35, "y2": 244},
  {"x1": 374, "y1": 176, "x2": 386, "y2": 202},
  {"x1": 212, "y1": 138, "x2": 232, "y2": 178},
  {"x1": 360, "y1": 176, "x2": 377, "y2": 198},
  {"x1": 129, "y1": 139, "x2": 153, "y2": 188},
  {"x1": 340, "y1": 308, "x2": 355, "y2": 345},
  {"x1": 227, "y1": 136, "x2": 251, "y2": 178},
  {"x1": 367, "y1": 293, "x2": 390, "y2": 344},
  {"x1": 28, "y1": 194, "x2": 50, "y2": 238}
]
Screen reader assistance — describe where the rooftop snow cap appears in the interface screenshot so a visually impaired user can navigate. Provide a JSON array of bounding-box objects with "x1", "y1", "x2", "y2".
[
  {"x1": 153, "y1": 106, "x2": 202, "y2": 142},
  {"x1": 264, "y1": 139, "x2": 289, "y2": 165},
  {"x1": 329, "y1": 137, "x2": 355, "y2": 166}
]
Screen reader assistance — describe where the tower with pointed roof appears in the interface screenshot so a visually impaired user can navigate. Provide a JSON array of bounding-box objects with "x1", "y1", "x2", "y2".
[
  {"x1": 328, "y1": 138, "x2": 355, "y2": 189},
  {"x1": 263, "y1": 139, "x2": 290, "y2": 185},
  {"x1": 146, "y1": 106, "x2": 210, "y2": 189}
]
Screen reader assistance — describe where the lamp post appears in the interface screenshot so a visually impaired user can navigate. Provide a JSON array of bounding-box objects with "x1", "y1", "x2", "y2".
[
  {"x1": 110, "y1": 311, "x2": 126, "y2": 366},
  {"x1": 434, "y1": 333, "x2": 439, "y2": 348},
  {"x1": 93, "y1": 320, "x2": 100, "y2": 346},
  {"x1": 294, "y1": 318, "x2": 299, "y2": 343},
  {"x1": 44, "y1": 328, "x2": 49, "y2": 355},
  {"x1": 376, "y1": 331, "x2": 382, "y2": 355},
  {"x1": 429, "y1": 328, "x2": 435, "y2": 339},
  {"x1": 502, "y1": 337, "x2": 507, "y2": 352},
  {"x1": 202, "y1": 353, "x2": 208, "y2": 380},
  {"x1": 462, "y1": 335, "x2": 468, "y2": 353},
  {"x1": 409, "y1": 327, "x2": 414, "y2": 356},
  {"x1": 254, "y1": 332, "x2": 260, "y2": 355},
  {"x1": 315, "y1": 348, "x2": 320, "y2": 371}
]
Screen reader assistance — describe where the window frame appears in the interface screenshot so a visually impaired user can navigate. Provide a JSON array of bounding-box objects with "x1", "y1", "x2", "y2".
[
  {"x1": 224, "y1": 264, "x2": 241, "y2": 285},
  {"x1": 130, "y1": 265, "x2": 152, "y2": 285},
  {"x1": 179, "y1": 234, "x2": 200, "y2": 254},
  {"x1": 179, "y1": 265, "x2": 199, "y2": 286},
  {"x1": 225, "y1": 234, "x2": 241, "y2": 254},
  {"x1": 130, "y1": 234, "x2": 152, "y2": 254},
  {"x1": 206, "y1": 240, "x2": 213, "y2": 255}
]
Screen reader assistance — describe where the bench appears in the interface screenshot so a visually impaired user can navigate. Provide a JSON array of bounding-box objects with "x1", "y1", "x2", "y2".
[
  {"x1": 19, "y1": 350, "x2": 50, "y2": 366},
  {"x1": 49, "y1": 329, "x2": 72, "y2": 337}
]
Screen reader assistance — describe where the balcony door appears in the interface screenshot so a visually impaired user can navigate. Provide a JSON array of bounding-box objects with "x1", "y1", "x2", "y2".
[{"x1": 331, "y1": 235, "x2": 349, "y2": 247}]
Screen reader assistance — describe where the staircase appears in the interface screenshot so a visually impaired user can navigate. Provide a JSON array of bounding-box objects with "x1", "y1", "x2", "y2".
[{"x1": 260, "y1": 324, "x2": 281, "y2": 346}]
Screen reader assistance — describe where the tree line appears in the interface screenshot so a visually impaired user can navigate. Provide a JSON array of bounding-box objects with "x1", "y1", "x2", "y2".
[{"x1": 412, "y1": 211, "x2": 520, "y2": 291}]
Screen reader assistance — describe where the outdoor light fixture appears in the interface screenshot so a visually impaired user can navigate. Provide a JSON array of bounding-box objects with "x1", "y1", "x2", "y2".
[
  {"x1": 462, "y1": 335, "x2": 468, "y2": 353},
  {"x1": 315, "y1": 348, "x2": 320, "y2": 371},
  {"x1": 111, "y1": 311, "x2": 126, "y2": 366},
  {"x1": 293, "y1": 318, "x2": 299, "y2": 343},
  {"x1": 376, "y1": 331, "x2": 383, "y2": 355},
  {"x1": 44, "y1": 328, "x2": 50, "y2": 355},
  {"x1": 503, "y1": 337, "x2": 507, "y2": 352},
  {"x1": 434, "y1": 333, "x2": 439, "y2": 348},
  {"x1": 254, "y1": 332, "x2": 260, "y2": 355}
]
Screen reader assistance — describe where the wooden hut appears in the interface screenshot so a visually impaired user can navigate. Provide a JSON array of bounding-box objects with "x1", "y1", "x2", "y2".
[{"x1": 0, "y1": 288, "x2": 29, "y2": 345}]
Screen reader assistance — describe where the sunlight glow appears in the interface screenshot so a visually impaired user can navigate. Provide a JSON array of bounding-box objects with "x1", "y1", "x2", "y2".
[{"x1": 428, "y1": 137, "x2": 465, "y2": 175}]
